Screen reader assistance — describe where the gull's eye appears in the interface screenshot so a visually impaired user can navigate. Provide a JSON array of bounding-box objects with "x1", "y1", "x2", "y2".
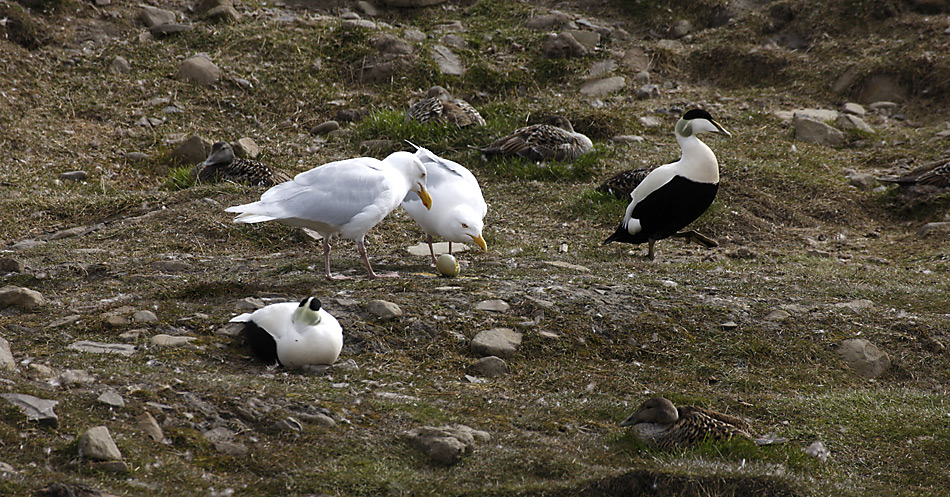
[{"x1": 461, "y1": 223, "x2": 469, "y2": 229}]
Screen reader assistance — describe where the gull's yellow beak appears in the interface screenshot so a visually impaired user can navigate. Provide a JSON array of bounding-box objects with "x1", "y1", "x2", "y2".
[
  {"x1": 418, "y1": 186, "x2": 433, "y2": 210},
  {"x1": 469, "y1": 234, "x2": 488, "y2": 252}
]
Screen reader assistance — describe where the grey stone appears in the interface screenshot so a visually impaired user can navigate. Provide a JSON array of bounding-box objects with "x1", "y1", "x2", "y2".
[
  {"x1": 842, "y1": 102, "x2": 866, "y2": 116},
  {"x1": 634, "y1": 70, "x2": 650, "y2": 84},
  {"x1": 403, "y1": 424, "x2": 486, "y2": 465},
  {"x1": 848, "y1": 172, "x2": 877, "y2": 191},
  {"x1": 525, "y1": 13, "x2": 571, "y2": 30},
  {"x1": 0, "y1": 286, "x2": 45, "y2": 310},
  {"x1": 589, "y1": 59, "x2": 616, "y2": 77},
  {"x1": 836, "y1": 299, "x2": 874, "y2": 311},
  {"x1": 475, "y1": 299, "x2": 509, "y2": 312},
  {"x1": 622, "y1": 47, "x2": 650, "y2": 72},
  {"x1": 104, "y1": 315, "x2": 130, "y2": 328},
  {"x1": 804, "y1": 441, "x2": 831, "y2": 462},
  {"x1": 636, "y1": 84, "x2": 660, "y2": 99},
  {"x1": 380, "y1": 0, "x2": 446, "y2": 6},
  {"x1": 543, "y1": 33, "x2": 588, "y2": 59},
  {"x1": 236, "y1": 297, "x2": 265, "y2": 311},
  {"x1": 203, "y1": 427, "x2": 235, "y2": 443},
  {"x1": 0, "y1": 258, "x2": 23, "y2": 273},
  {"x1": 859, "y1": 74, "x2": 906, "y2": 103},
  {"x1": 177, "y1": 55, "x2": 221, "y2": 86},
  {"x1": 0, "y1": 336, "x2": 14, "y2": 371},
  {"x1": 669, "y1": 19, "x2": 692, "y2": 39},
  {"x1": 470, "y1": 356, "x2": 509, "y2": 377},
  {"x1": 47, "y1": 226, "x2": 86, "y2": 240},
  {"x1": 838, "y1": 338, "x2": 890, "y2": 378},
  {"x1": 403, "y1": 29, "x2": 426, "y2": 42},
  {"x1": 471, "y1": 328, "x2": 522, "y2": 359},
  {"x1": 140, "y1": 6, "x2": 176, "y2": 28},
  {"x1": 611, "y1": 135, "x2": 645, "y2": 144},
  {"x1": 54, "y1": 369, "x2": 96, "y2": 387},
  {"x1": 869, "y1": 101, "x2": 899, "y2": 115},
  {"x1": 233, "y1": 137, "x2": 260, "y2": 159},
  {"x1": 11, "y1": 240, "x2": 45, "y2": 250},
  {"x1": 374, "y1": 34, "x2": 413, "y2": 55},
  {"x1": 764, "y1": 309, "x2": 791, "y2": 322},
  {"x1": 917, "y1": 222, "x2": 950, "y2": 237},
  {"x1": 580, "y1": 76, "x2": 625, "y2": 97},
  {"x1": 791, "y1": 108, "x2": 839, "y2": 121},
  {"x1": 126, "y1": 152, "x2": 148, "y2": 161},
  {"x1": 836, "y1": 114, "x2": 874, "y2": 134},
  {"x1": 150, "y1": 23, "x2": 193, "y2": 36},
  {"x1": 136, "y1": 411, "x2": 164, "y2": 441},
  {"x1": 430, "y1": 44, "x2": 464, "y2": 76},
  {"x1": 109, "y1": 56, "x2": 130, "y2": 75},
  {"x1": 366, "y1": 300, "x2": 402, "y2": 320},
  {"x1": 793, "y1": 116, "x2": 845, "y2": 146},
  {"x1": 1, "y1": 394, "x2": 59, "y2": 427},
  {"x1": 134, "y1": 310, "x2": 158, "y2": 323},
  {"x1": 68, "y1": 341, "x2": 137, "y2": 356},
  {"x1": 204, "y1": 4, "x2": 240, "y2": 23},
  {"x1": 356, "y1": 55, "x2": 409, "y2": 84},
  {"x1": 343, "y1": 19, "x2": 381, "y2": 29},
  {"x1": 214, "y1": 440, "x2": 249, "y2": 456},
  {"x1": 442, "y1": 34, "x2": 467, "y2": 48},
  {"x1": 151, "y1": 335, "x2": 197, "y2": 347},
  {"x1": 59, "y1": 170, "x2": 88, "y2": 181},
  {"x1": 657, "y1": 39, "x2": 684, "y2": 50},
  {"x1": 357, "y1": 1, "x2": 379, "y2": 16},
  {"x1": 310, "y1": 121, "x2": 341, "y2": 135},
  {"x1": 97, "y1": 389, "x2": 125, "y2": 408},
  {"x1": 79, "y1": 426, "x2": 123, "y2": 461},
  {"x1": 638, "y1": 116, "x2": 663, "y2": 128},
  {"x1": 567, "y1": 30, "x2": 600, "y2": 50},
  {"x1": 170, "y1": 136, "x2": 211, "y2": 165}
]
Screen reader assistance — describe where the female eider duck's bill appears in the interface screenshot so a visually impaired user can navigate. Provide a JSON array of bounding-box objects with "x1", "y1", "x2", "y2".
[
  {"x1": 603, "y1": 109, "x2": 729, "y2": 260},
  {"x1": 231, "y1": 297, "x2": 343, "y2": 368}
]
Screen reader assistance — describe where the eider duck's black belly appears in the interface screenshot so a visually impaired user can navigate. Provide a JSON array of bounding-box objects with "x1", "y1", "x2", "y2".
[
  {"x1": 242, "y1": 321, "x2": 280, "y2": 365},
  {"x1": 633, "y1": 176, "x2": 718, "y2": 240}
]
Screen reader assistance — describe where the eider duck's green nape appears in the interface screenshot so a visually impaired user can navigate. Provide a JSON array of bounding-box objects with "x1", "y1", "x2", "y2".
[
  {"x1": 293, "y1": 296, "x2": 323, "y2": 326},
  {"x1": 676, "y1": 108, "x2": 732, "y2": 138}
]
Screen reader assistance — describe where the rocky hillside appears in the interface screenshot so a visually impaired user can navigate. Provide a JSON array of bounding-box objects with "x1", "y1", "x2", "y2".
[{"x1": 1, "y1": 0, "x2": 949, "y2": 496}]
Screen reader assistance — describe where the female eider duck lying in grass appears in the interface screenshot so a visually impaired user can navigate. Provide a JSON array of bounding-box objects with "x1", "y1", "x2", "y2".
[
  {"x1": 230, "y1": 297, "x2": 343, "y2": 368},
  {"x1": 620, "y1": 397, "x2": 754, "y2": 450},
  {"x1": 604, "y1": 109, "x2": 730, "y2": 259},
  {"x1": 196, "y1": 141, "x2": 291, "y2": 186},
  {"x1": 475, "y1": 115, "x2": 593, "y2": 162}
]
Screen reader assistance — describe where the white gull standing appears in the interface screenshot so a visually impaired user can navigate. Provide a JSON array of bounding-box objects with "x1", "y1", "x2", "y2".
[
  {"x1": 225, "y1": 151, "x2": 432, "y2": 280},
  {"x1": 401, "y1": 143, "x2": 488, "y2": 265}
]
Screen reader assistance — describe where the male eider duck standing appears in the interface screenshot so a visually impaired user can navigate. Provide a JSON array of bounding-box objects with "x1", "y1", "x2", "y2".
[
  {"x1": 230, "y1": 297, "x2": 343, "y2": 368},
  {"x1": 620, "y1": 397, "x2": 753, "y2": 449},
  {"x1": 604, "y1": 109, "x2": 730, "y2": 259}
]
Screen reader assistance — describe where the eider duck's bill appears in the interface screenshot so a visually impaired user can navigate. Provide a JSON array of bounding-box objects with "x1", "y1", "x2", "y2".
[
  {"x1": 619, "y1": 414, "x2": 640, "y2": 427},
  {"x1": 711, "y1": 119, "x2": 731, "y2": 137},
  {"x1": 469, "y1": 234, "x2": 488, "y2": 252},
  {"x1": 418, "y1": 186, "x2": 433, "y2": 210}
]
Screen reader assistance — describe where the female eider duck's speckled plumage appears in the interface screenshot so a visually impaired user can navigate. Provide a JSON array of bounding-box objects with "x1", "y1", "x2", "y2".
[
  {"x1": 476, "y1": 115, "x2": 593, "y2": 162},
  {"x1": 879, "y1": 159, "x2": 950, "y2": 189},
  {"x1": 225, "y1": 151, "x2": 432, "y2": 280},
  {"x1": 598, "y1": 167, "x2": 652, "y2": 200},
  {"x1": 230, "y1": 297, "x2": 343, "y2": 368},
  {"x1": 401, "y1": 142, "x2": 488, "y2": 265},
  {"x1": 406, "y1": 86, "x2": 486, "y2": 127},
  {"x1": 196, "y1": 142, "x2": 291, "y2": 186},
  {"x1": 620, "y1": 397, "x2": 754, "y2": 449},
  {"x1": 604, "y1": 109, "x2": 730, "y2": 259}
]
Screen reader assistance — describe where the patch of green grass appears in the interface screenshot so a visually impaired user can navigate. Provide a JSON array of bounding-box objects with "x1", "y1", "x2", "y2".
[{"x1": 563, "y1": 188, "x2": 626, "y2": 222}]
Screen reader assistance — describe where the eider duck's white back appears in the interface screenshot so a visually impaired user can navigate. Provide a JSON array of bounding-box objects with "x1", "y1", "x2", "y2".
[
  {"x1": 225, "y1": 152, "x2": 433, "y2": 279},
  {"x1": 604, "y1": 109, "x2": 730, "y2": 259},
  {"x1": 402, "y1": 143, "x2": 488, "y2": 264},
  {"x1": 231, "y1": 297, "x2": 343, "y2": 368}
]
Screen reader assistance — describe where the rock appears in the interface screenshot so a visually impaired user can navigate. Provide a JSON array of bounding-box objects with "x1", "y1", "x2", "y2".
[
  {"x1": 79, "y1": 426, "x2": 123, "y2": 461},
  {"x1": 97, "y1": 389, "x2": 125, "y2": 408},
  {"x1": 151, "y1": 335, "x2": 197, "y2": 348},
  {"x1": 108, "y1": 56, "x2": 131, "y2": 75},
  {"x1": 469, "y1": 356, "x2": 509, "y2": 377},
  {"x1": 636, "y1": 84, "x2": 660, "y2": 99},
  {"x1": 403, "y1": 424, "x2": 487, "y2": 465},
  {"x1": 430, "y1": 44, "x2": 464, "y2": 76},
  {"x1": 59, "y1": 170, "x2": 88, "y2": 181},
  {"x1": 580, "y1": 76, "x2": 625, "y2": 97},
  {"x1": 204, "y1": 427, "x2": 247, "y2": 456},
  {"x1": 150, "y1": 23, "x2": 193, "y2": 37},
  {"x1": 475, "y1": 299, "x2": 509, "y2": 312},
  {"x1": 104, "y1": 315, "x2": 130, "y2": 328},
  {"x1": 68, "y1": 341, "x2": 136, "y2": 356},
  {"x1": 1, "y1": 394, "x2": 59, "y2": 427},
  {"x1": 140, "y1": 6, "x2": 176, "y2": 28},
  {"x1": 804, "y1": 441, "x2": 830, "y2": 462},
  {"x1": 543, "y1": 260, "x2": 591, "y2": 272},
  {"x1": 543, "y1": 33, "x2": 588, "y2": 58},
  {"x1": 611, "y1": 135, "x2": 644, "y2": 144},
  {"x1": 233, "y1": 137, "x2": 260, "y2": 159},
  {"x1": 366, "y1": 300, "x2": 402, "y2": 320},
  {"x1": 336, "y1": 108, "x2": 365, "y2": 122},
  {"x1": 917, "y1": 222, "x2": 950, "y2": 237},
  {"x1": 356, "y1": 55, "x2": 410, "y2": 84},
  {"x1": 374, "y1": 34, "x2": 413, "y2": 55},
  {"x1": 0, "y1": 336, "x2": 14, "y2": 371},
  {"x1": 471, "y1": 328, "x2": 522, "y2": 359},
  {"x1": 381, "y1": 0, "x2": 446, "y2": 6},
  {"x1": 0, "y1": 258, "x2": 23, "y2": 272},
  {"x1": 12, "y1": 240, "x2": 45, "y2": 250},
  {"x1": 54, "y1": 369, "x2": 96, "y2": 387},
  {"x1": 859, "y1": 74, "x2": 906, "y2": 103},
  {"x1": 848, "y1": 172, "x2": 877, "y2": 191},
  {"x1": 134, "y1": 310, "x2": 158, "y2": 323},
  {"x1": 622, "y1": 47, "x2": 651, "y2": 72},
  {"x1": 764, "y1": 309, "x2": 791, "y2": 321},
  {"x1": 638, "y1": 116, "x2": 663, "y2": 128},
  {"x1": 525, "y1": 13, "x2": 571, "y2": 30},
  {"x1": 136, "y1": 411, "x2": 164, "y2": 441},
  {"x1": 657, "y1": 39, "x2": 684, "y2": 50},
  {"x1": 442, "y1": 33, "x2": 467, "y2": 48},
  {"x1": 793, "y1": 116, "x2": 845, "y2": 146},
  {"x1": 566, "y1": 30, "x2": 600, "y2": 50},
  {"x1": 836, "y1": 114, "x2": 874, "y2": 134},
  {"x1": 310, "y1": 121, "x2": 341, "y2": 135},
  {"x1": 198, "y1": 0, "x2": 240, "y2": 22},
  {"x1": 589, "y1": 59, "x2": 616, "y2": 77},
  {"x1": 790, "y1": 108, "x2": 839, "y2": 121},
  {"x1": 0, "y1": 285, "x2": 45, "y2": 310},
  {"x1": 634, "y1": 70, "x2": 650, "y2": 84},
  {"x1": 838, "y1": 338, "x2": 890, "y2": 378},
  {"x1": 842, "y1": 102, "x2": 866, "y2": 116},
  {"x1": 868, "y1": 101, "x2": 899, "y2": 116},
  {"x1": 357, "y1": 1, "x2": 379, "y2": 16},
  {"x1": 170, "y1": 135, "x2": 211, "y2": 165},
  {"x1": 836, "y1": 299, "x2": 874, "y2": 311},
  {"x1": 177, "y1": 55, "x2": 221, "y2": 86},
  {"x1": 669, "y1": 19, "x2": 692, "y2": 38}
]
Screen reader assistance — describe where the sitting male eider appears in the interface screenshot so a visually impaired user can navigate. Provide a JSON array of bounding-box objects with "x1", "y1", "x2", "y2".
[
  {"x1": 604, "y1": 109, "x2": 730, "y2": 259},
  {"x1": 476, "y1": 115, "x2": 593, "y2": 162},
  {"x1": 196, "y1": 142, "x2": 291, "y2": 187},
  {"x1": 620, "y1": 397, "x2": 753, "y2": 449},
  {"x1": 406, "y1": 86, "x2": 486, "y2": 127},
  {"x1": 230, "y1": 297, "x2": 343, "y2": 368}
]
